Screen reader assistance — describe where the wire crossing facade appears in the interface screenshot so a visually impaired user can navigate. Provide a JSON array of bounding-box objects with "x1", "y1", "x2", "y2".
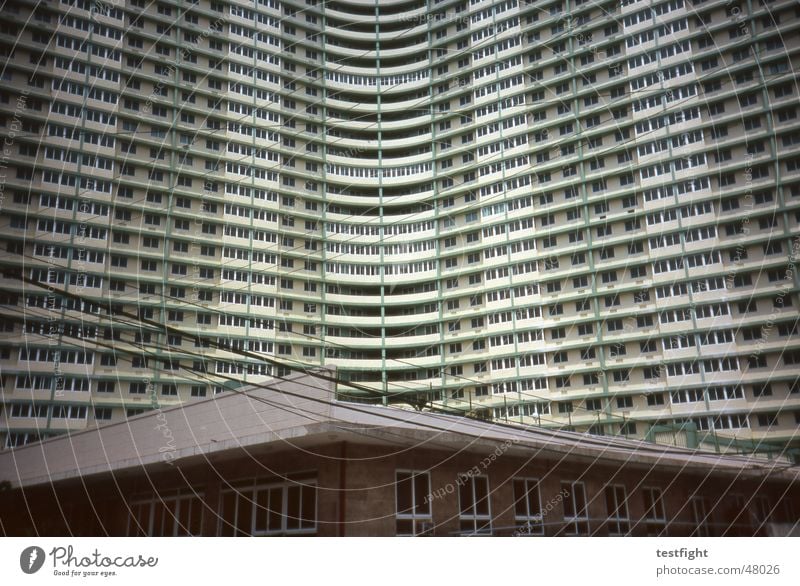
[{"x1": 0, "y1": 0, "x2": 799, "y2": 458}]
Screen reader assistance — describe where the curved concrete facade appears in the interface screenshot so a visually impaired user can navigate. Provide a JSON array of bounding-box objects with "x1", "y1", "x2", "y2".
[{"x1": 0, "y1": 0, "x2": 799, "y2": 457}]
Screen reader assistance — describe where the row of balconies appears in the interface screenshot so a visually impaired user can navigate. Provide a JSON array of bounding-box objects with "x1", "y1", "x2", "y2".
[
  {"x1": 1, "y1": 255, "x2": 794, "y2": 318},
  {"x1": 17, "y1": 72, "x2": 791, "y2": 165},
  {"x1": 4, "y1": 283, "x2": 795, "y2": 335},
  {"x1": 2, "y1": 320, "x2": 797, "y2": 371},
  {"x1": 0, "y1": 365, "x2": 794, "y2": 407},
  {"x1": 3, "y1": 249, "x2": 786, "y2": 310},
  {"x1": 4, "y1": 0, "x2": 792, "y2": 103},
  {"x1": 4, "y1": 165, "x2": 794, "y2": 246},
  {"x1": 2, "y1": 387, "x2": 798, "y2": 434}
]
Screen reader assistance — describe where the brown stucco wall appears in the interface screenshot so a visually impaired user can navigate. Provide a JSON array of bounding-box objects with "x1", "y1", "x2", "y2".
[{"x1": 1, "y1": 440, "x2": 797, "y2": 537}]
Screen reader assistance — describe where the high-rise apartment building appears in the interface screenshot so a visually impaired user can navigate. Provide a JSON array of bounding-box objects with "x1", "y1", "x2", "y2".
[{"x1": 0, "y1": 0, "x2": 799, "y2": 457}]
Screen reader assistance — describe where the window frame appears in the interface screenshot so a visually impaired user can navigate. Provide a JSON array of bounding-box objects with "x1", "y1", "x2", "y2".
[
  {"x1": 642, "y1": 486, "x2": 667, "y2": 535},
  {"x1": 513, "y1": 477, "x2": 544, "y2": 535},
  {"x1": 458, "y1": 474, "x2": 492, "y2": 535},
  {"x1": 395, "y1": 470, "x2": 433, "y2": 536},
  {"x1": 690, "y1": 495, "x2": 711, "y2": 536},
  {"x1": 604, "y1": 484, "x2": 631, "y2": 535},
  {"x1": 561, "y1": 480, "x2": 589, "y2": 535},
  {"x1": 128, "y1": 491, "x2": 205, "y2": 536},
  {"x1": 217, "y1": 478, "x2": 318, "y2": 536}
]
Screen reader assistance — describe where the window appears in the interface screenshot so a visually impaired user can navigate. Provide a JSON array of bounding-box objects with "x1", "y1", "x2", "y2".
[
  {"x1": 458, "y1": 475, "x2": 491, "y2": 535},
  {"x1": 561, "y1": 481, "x2": 589, "y2": 535},
  {"x1": 757, "y1": 413, "x2": 779, "y2": 427},
  {"x1": 691, "y1": 496, "x2": 710, "y2": 537},
  {"x1": 605, "y1": 485, "x2": 630, "y2": 535},
  {"x1": 753, "y1": 383, "x2": 772, "y2": 397},
  {"x1": 94, "y1": 407, "x2": 112, "y2": 421},
  {"x1": 395, "y1": 471, "x2": 432, "y2": 536},
  {"x1": 513, "y1": 478, "x2": 544, "y2": 535},
  {"x1": 218, "y1": 480, "x2": 317, "y2": 536},
  {"x1": 96, "y1": 381, "x2": 116, "y2": 394},
  {"x1": 129, "y1": 382, "x2": 147, "y2": 395},
  {"x1": 643, "y1": 487, "x2": 666, "y2": 535},
  {"x1": 128, "y1": 492, "x2": 204, "y2": 536}
]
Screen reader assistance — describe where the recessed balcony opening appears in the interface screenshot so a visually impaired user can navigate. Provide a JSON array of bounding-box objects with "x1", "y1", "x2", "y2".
[
  {"x1": 329, "y1": 89, "x2": 428, "y2": 105},
  {"x1": 377, "y1": 1, "x2": 426, "y2": 16},
  {"x1": 326, "y1": 37, "x2": 378, "y2": 53},
  {"x1": 327, "y1": 1, "x2": 376, "y2": 16}
]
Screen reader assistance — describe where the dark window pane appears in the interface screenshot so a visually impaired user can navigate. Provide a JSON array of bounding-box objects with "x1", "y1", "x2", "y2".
[
  {"x1": 474, "y1": 477, "x2": 490, "y2": 516},
  {"x1": 188, "y1": 498, "x2": 203, "y2": 536},
  {"x1": 219, "y1": 492, "x2": 237, "y2": 536},
  {"x1": 561, "y1": 483, "x2": 575, "y2": 518},
  {"x1": 574, "y1": 484, "x2": 587, "y2": 517},
  {"x1": 268, "y1": 488, "x2": 283, "y2": 532},
  {"x1": 459, "y1": 479, "x2": 473, "y2": 516},
  {"x1": 397, "y1": 473, "x2": 413, "y2": 514},
  {"x1": 236, "y1": 493, "x2": 252, "y2": 536},
  {"x1": 513, "y1": 480, "x2": 526, "y2": 517},
  {"x1": 414, "y1": 474, "x2": 430, "y2": 516},
  {"x1": 286, "y1": 486, "x2": 300, "y2": 530},
  {"x1": 177, "y1": 498, "x2": 191, "y2": 536},
  {"x1": 255, "y1": 489, "x2": 270, "y2": 532},
  {"x1": 301, "y1": 485, "x2": 316, "y2": 528}
]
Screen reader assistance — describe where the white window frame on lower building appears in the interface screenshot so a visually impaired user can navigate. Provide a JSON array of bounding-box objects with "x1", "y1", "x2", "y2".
[
  {"x1": 561, "y1": 481, "x2": 589, "y2": 535},
  {"x1": 604, "y1": 484, "x2": 630, "y2": 535},
  {"x1": 643, "y1": 486, "x2": 667, "y2": 535},
  {"x1": 395, "y1": 470, "x2": 433, "y2": 536},
  {"x1": 458, "y1": 474, "x2": 492, "y2": 535},
  {"x1": 128, "y1": 491, "x2": 204, "y2": 536},
  {"x1": 512, "y1": 477, "x2": 544, "y2": 535},
  {"x1": 218, "y1": 478, "x2": 317, "y2": 536}
]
